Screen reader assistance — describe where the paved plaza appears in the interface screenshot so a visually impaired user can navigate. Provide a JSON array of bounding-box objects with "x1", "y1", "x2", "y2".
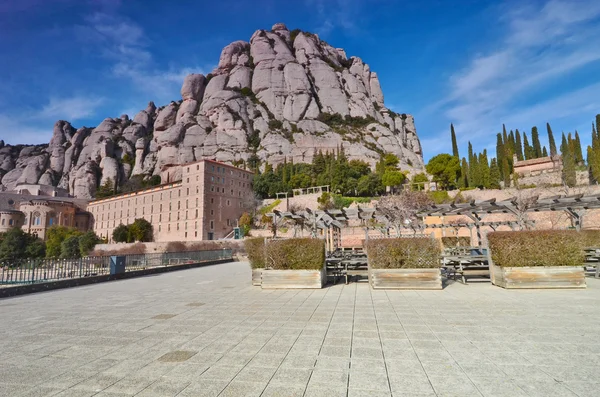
[{"x1": 1, "y1": 261, "x2": 600, "y2": 397}]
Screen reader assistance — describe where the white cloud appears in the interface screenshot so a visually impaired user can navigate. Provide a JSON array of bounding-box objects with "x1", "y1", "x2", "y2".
[
  {"x1": 430, "y1": 0, "x2": 600, "y2": 159},
  {"x1": 39, "y1": 96, "x2": 105, "y2": 121},
  {"x1": 80, "y1": 12, "x2": 205, "y2": 103}
]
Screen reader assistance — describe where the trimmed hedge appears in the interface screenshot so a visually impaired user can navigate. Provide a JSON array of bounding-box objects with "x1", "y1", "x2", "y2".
[
  {"x1": 266, "y1": 238, "x2": 325, "y2": 270},
  {"x1": 488, "y1": 230, "x2": 586, "y2": 267},
  {"x1": 579, "y1": 230, "x2": 600, "y2": 248},
  {"x1": 365, "y1": 238, "x2": 441, "y2": 269},
  {"x1": 441, "y1": 236, "x2": 471, "y2": 248},
  {"x1": 245, "y1": 237, "x2": 266, "y2": 269}
]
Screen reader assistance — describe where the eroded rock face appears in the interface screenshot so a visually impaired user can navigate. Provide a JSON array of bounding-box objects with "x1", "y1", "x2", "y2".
[{"x1": 0, "y1": 23, "x2": 424, "y2": 197}]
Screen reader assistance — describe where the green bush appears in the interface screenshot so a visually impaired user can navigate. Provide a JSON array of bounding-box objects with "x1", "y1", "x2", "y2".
[
  {"x1": 488, "y1": 230, "x2": 585, "y2": 267},
  {"x1": 441, "y1": 236, "x2": 471, "y2": 248},
  {"x1": 365, "y1": 238, "x2": 441, "y2": 269},
  {"x1": 245, "y1": 237, "x2": 266, "y2": 269},
  {"x1": 266, "y1": 238, "x2": 325, "y2": 270}
]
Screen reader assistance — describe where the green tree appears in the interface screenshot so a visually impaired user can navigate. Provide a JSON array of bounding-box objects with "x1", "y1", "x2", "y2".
[
  {"x1": 588, "y1": 119, "x2": 600, "y2": 183},
  {"x1": 96, "y1": 178, "x2": 116, "y2": 199},
  {"x1": 25, "y1": 238, "x2": 46, "y2": 258},
  {"x1": 317, "y1": 192, "x2": 334, "y2": 210},
  {"x1": 531, "y1": 126, "x2": 542, "y2": 158},
  {"x1": 496, "y1": 133, "x2": 505, "y2": 180},
  {"x1": 112, "y1": 224, "x2": 130, "y2": 243},
  {"x1": 381, "y1": 170, "x2": 406, "y2": 192},
  {"x1": 542, "y1": 146, "x2": 548, "y2": 157},
  {"x1": 561, "y1": 133, "x2": 576, "y2": 187},
  {"x1": 0, "y1": 228, "x2": 30, "y2": 261},
  {"x1": 450, "y1": 123, "x2": 459, "y2": 158},
  {"x1": 489, "y1": 158, "x2": 501, "y2": 189},
  {"x1": 60, "y1": 235, "x2": 81, "y2": 258},
  {"x1": 479, "y1": 150, "x2": 491, "y2": 188},
  {"x1": 547, "y1": 123, "x2": 557, "y2": 156},
  {"x1": 46, "y1": 226, "x2": 79, "y2": 258},
  {"x1": 78, "y1": 231, "x2": 100, "y2": 256},
  {"x1": 411, "y1": 173, "x2": 429, "y2": 191},
  {"x1": 515, "y1": 129, "x2": 524, "y2": 161},
  {"x1": 425, "y1": 154, "x2": 460, "y2": 190},
  {"x1": 458, "y1": 157, "x2": 469, "y2": 188},
  {"x1": 523, "y1": 132, "x2": 534, "y2": 160},
  {"x1": 574, "y1": 131, "x2": 584, "y2": 164},
  {"x1": 502, "y1": 156, "x2": 511, "y2": 188},
  {"x1": 239, "y1": 212, "x2": 252, "y2": 237},
  {"x1": 357, "y1": 174, "x2": 383, "y2": 196},
  {"x1": 129, "y1": 218, "x2": 153, "y2": 242}
]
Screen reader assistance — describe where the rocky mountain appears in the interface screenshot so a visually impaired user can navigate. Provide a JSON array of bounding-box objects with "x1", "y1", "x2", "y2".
[{"x1": 0, "y1": 23, "x2": 424, "y2": 198}]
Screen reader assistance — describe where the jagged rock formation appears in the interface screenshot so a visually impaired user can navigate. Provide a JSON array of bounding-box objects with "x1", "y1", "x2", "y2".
[{"x1": 0, "y1": 23, "x2": 424, "y2": 198}]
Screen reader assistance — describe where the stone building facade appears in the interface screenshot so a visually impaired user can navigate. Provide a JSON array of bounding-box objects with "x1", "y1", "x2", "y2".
[
  {"x1": 87, "y1": 160, "x2": 254, "y2": 242},
  {"x1": 0, "y1": 185, "x2": 90, "y2": 239}
]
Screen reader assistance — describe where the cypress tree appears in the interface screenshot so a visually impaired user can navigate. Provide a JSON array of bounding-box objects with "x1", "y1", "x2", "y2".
[
  {"x1": 480, "y1": 150, "x2": 491, "y2": 188},
  {"x1": 496, "y1": 133, "x2": 504, "y2": 180},
  {"x1": 531, "y1": 126, "x2": 542, "y2": 158},
  {"x1": 502, "y1": 157, "x2": 511, "y2": 188},
  {"x1": 523, "y1": 132, "x2": 533, "y2": 160},
  {"x1": 547, "y1": 122, "x2": 557, "y2": 156},
  {"x1": 596, "y1": 114, "x2": 600, "y2": 139},
  {"x1": 489, "y1": 158, "x2": 501, "y2": 189},
  {"x1": 468, "y1": 141, "x2": 475, "y2": 187},
  {"x1": 561, "y1": 133, "x2": 576, "y2": 187},
  {"x1": 459, "y1": 157, "x2": 469, "y2": 188},
  {"x1": 574, "y1": 131, "x2": 584, "y2": 164},
  {"x1": 450, "y1": 123, "x2": 459, "y2": 159},
  {"x1": 590, "y1": 121, "x2": 600, "y2": 183},
  {"x1": 507, "y1": 131, "x2": 516, "y2": 156},
  {"x1": 515, "y1": 129, "x2": 524, "y2": 161},
  {"x1": 542, "y1": 146, "x2": 548, "y2": 157}
]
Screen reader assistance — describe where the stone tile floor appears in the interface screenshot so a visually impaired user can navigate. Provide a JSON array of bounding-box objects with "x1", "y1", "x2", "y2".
[{"x1": 1, "y1": 261, "x2": 600, "y2": 397}]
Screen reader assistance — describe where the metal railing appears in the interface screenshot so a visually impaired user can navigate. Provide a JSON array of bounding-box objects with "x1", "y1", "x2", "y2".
[{"x1": 0, "y1": 249, "x2": 232, "y2": 286}]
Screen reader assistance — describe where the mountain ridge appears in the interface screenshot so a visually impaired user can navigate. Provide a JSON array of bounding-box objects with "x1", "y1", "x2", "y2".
[{"x1": 0, "y1": 23, "x2": 424, "y2": 198}]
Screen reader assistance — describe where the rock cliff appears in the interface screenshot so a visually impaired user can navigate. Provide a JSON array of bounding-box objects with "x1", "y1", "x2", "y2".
[{"x1": 0, "y1": 24, "x2": 424, "y2": 198}]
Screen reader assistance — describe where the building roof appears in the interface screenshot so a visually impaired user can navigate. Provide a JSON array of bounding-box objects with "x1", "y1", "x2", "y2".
[
  {"x1": 0, "y1": 192, "x2": 88, "y2": 212},
  {"x1": 513, "y1": 155, "x2": 560, "y2": 168}
]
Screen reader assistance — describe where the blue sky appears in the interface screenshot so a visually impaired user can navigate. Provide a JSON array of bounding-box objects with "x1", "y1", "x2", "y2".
[{"x1": 1, "y1": 0, "x2": 599, "y2": 162}]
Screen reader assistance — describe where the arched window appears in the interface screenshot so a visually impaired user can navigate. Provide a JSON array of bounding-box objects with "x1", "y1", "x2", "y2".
[
  {"x1": 33, "y1": 212, "x2": 41, "y2": 226},
  {"x1": 48, "y1": 212, "x2": 56, "y2": 226}
]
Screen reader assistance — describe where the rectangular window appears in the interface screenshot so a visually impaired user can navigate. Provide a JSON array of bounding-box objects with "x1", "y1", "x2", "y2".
[
  {"x1": 185, "y1": 232, "x2": 188, "y2": 238},
  {"x1": 211, "y1": 209, "x2": 214, "y2": 215},
  {"x1": 159, "y1": 225, "x2": 161, "y2": 232},
  {"x1": 177, "y1": 223, "x2": 180, "y2": 231},
  {"x1": 178, "y1": 201, "x2": 180, "y2": 210},
  {"x1": 187, "y1": 188, "x2": 189, "y2": 195},
  {"x1": 210, "y1": 220, "x2": 214, "y2": 229},
  {"x1": 195, "y1": 231, "x2": 197, "y2": 237},
  {"x1": 227, "y1": 219, "x2": 230, "y2": 226},
  {"x1": 195, "y1": 209, "x2": 198, "y2": 218},
  {"x1": 187, "y1": 167, "x2": 190, "y2": 173},
  {"x1": 197, "y1": 165, "x2": 199, "y2": 171},
  {"x1": 211, "y1": 198, "x2": 214, "y2": 204}
]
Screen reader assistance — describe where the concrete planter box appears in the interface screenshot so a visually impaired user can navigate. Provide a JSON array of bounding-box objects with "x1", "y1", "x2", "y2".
[
  {"x1": 369, "y1": 268, "x2": 442, "y2": 290},
  {"x1": 490, "y1": 263, "x2": 586, "y2": 289},
  {"x1": 252, "y1": 268, "x2": 263, "y2": 286},
  {"x1": 261, "y1": 267, "x2": 326, "y2": 289}
]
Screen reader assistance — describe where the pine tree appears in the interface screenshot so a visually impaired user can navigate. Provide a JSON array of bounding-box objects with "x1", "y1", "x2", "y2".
[
  {"x1": 531, "y1": 126, "x2": 542, "y2": 158},
  {"x1": 574, "y1": 131, "x2": 584, "y2": 164},
  {"x1": 547, "y1": 122, "x2": 557, "y2": 156},
  {"x1": 515, "y1": 129, "x2": 524, "y2": 161},
  {"x1": 496, "y1": 133, "x2": 505, "y2": 180},
  {"x1": 480, "y1": 150, "x2": 491, "y2": 188},
  {"x1": 450, "y1": 123, "x2": 459, "y2": 159},
  {"x1": 489, "y1": 158, "x2": 501, "y2": 189}
]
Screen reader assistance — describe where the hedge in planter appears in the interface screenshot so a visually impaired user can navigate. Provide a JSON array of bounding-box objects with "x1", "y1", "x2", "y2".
[
  {"x1": 441, "y1": 236, "x2": 471, "y2": 248},
  {"x1": 487, "y1": 230, "x2": 586, "y2": 289},
  {"x1": 262, "y1": 238, "x2": 326, "y2": 289},
  {"x1": 365, "y1": 238, "x2": 442, "y2": 289},
  {"x1": 244, "y1": 237, "x2": 265, "y2": 286}
]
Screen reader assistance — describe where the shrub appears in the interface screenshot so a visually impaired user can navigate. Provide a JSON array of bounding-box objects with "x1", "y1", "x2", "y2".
[
  {"x1": 579, "y1": 230, "x2": 600, "y2": 248},
  {"x1": 266, "y1": 238, "x2": 325, "y2": 270},
  {"x1": 441, "y1": 236, "x2": 471, "y2": 248},
  {"x1": 488, "y1": 230, "x2": 585, "y2": 267},
  {"x1": 268, "y1": 119, "x2": 283, "y2": 130},
  {"x1": 365, "y1": 238, "x2": 441, "y2": 269},
  {"x1": 245, "y1": 237, "x2": 266, "y2": 269}
]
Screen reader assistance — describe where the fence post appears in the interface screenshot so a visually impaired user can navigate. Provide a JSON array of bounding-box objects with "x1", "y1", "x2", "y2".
[
  {"x1": 31, "y1": 259, "x2": 36, "y2": 284},
  {"x1": 79, "y1": 258, "x2": 83, "y2": 279}
]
